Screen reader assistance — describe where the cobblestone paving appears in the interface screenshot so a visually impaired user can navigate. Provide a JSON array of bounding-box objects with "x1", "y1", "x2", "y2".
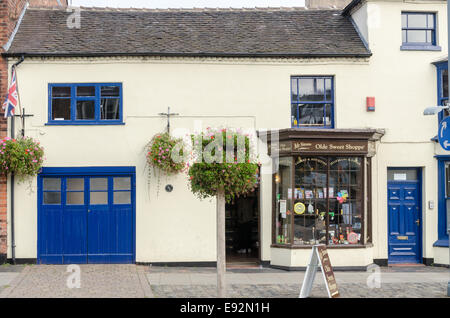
[
  {"x1": 0, "y1": 264, "x2": 153, "y2": 298},
  {"x1": 151, "y1": 282, "x2": 449, "y2": 298}
]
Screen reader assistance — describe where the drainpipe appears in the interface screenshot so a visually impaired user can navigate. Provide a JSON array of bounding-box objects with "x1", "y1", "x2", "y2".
[{"x1": 10, "y1": 55, "x2": 25, "y2": 265}]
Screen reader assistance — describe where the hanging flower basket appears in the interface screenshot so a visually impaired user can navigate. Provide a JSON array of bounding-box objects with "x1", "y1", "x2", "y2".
[
  {"x1": 0, "y1": 137, "x2": 44, "y2": 180},
  {"x1": 146, "y1": 132, "x2": 186, "y2": 175},
  {"x1": 188, "y1": 128, "x2": 260, "y2": 203}
]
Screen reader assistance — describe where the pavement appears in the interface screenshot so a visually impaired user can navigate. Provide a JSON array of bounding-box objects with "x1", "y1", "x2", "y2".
[{"x1": 0, "y1": 264, "x2": 448, "y2": 298}]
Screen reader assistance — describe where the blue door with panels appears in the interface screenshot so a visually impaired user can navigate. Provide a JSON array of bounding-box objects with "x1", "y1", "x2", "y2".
[
  {"x1": 387, "y1": 169, "x2": 422, "y2": 264},
  {"x1": 38, "y1": 167, "x2": 136, "y2": 264}
]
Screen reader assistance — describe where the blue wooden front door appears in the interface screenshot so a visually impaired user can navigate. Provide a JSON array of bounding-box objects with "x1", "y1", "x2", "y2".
[
  {"x1": 38, "y1": 168, "x2": 135, "y2": 264},
  {"x1": 387, "y1": 171, "x2": 422, "y2": 264}
]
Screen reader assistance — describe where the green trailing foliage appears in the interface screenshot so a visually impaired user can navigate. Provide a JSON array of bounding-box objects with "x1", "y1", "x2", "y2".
[
  {"x1": 0, "y1": 137, "x2": 45, "y2": 181},
  {"x1": 188, "y1": 128, "x2": 259, "y2": 203}
]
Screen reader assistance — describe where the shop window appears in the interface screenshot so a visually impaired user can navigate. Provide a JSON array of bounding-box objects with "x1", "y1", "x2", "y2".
[
  {"x1": 291, "y1": 76, "x2": 334, "y2": 128},
  {"x1": 274, "y1": 156, "x2": 366, "y2": 246},
  {"x1": 401, "y1": 12, "x2": 439, "y2": 50},
  {"x1": 48, "y1": 83, "x2": 123, "y2": 125},
  {"x1": 274, "y1": 157, "x2": 292, "y2": 244},
  {"x1": 436, "y1": 62, "x2": 449, "y2": 121}
]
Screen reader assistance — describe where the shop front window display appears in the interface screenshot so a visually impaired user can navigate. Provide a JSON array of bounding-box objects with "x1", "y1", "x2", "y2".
[
  {"x1": 274, "y1": 156, "x2": 365, "y2": 246},
  {"x1": 274, "y1": 157, "x2": 292, "y2": 244}
]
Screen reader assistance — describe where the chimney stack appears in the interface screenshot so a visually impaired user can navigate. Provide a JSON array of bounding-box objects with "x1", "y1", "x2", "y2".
[{"x1": 305, "y1": 0, "x2": 352, "y2": 9}]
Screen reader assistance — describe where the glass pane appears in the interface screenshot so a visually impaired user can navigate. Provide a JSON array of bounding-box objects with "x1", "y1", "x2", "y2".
[
  {"x1": 101, "y1": 86, "x2": 120, "y2": 97},
  {"x1": 44, "y1": 192, "x2": 61, "y2": 204},
  {"x1": 325, "y1": 78, "x2": 332, "y2": 101},
  {"x1": 291, "y1": 78, "x2": 298, "y2": 102},
  {"x1": 387, "y1": 169, "x2": 418, "y2": 181},
  {"x1": 43, "y1": 178, "x2": 61, "y2": 191},
  {"x1": 427, "y1": 14, "x2": 435, "y2": 28},
  {"x1": 407, "y1": 14, "x2": 427, "y2": 28},
  {"x1": 90, "y1": 192, "x2": 108, "y2": 205},
  {"x1": 90, "y1": 178, "x2": 107, "y2": 191},
  {"x1": 52, "y1": 86, "x2": 71, "y2": 98},
  {"x1": 402, "y1": 30, "x2": 407, "y2": 43},
  {"x1": 101, "y1": 98, "x2": 120, "y2": 120},
  {"x1": 325, "y1": 104, "x2": 332, "y2": 126},
  {"x1": 291, "y1": 104, "x2": 298, "y2": 127},
  {"x1": 114, "y1": 177, "x2": 131, "y2": 190},
  {"x1": 298, "y1": 103, "x2": 325, "y2": 126},
  {"x1": 447, "y1": 199, "x2": 450, "y2": 232},
  {"x1": 52, "y1": 99, "x2": 71, "y2": 120},
  {"x1": 76, "y1": 86, "x2": 95, "y2": 97},
  {"x1": 299, "y1": 78, "x2": 325, "y2": 101},
  {"x1": 401, "y1": 14, "x2": 407, "y2": 28},
  {"x1": 67, "y1": 192, "x2": 84, "y2": 205},
  {"x1": 275, "y1": 157, "x2": 292, "y2": 244},
  {"x1": 442, "y1": 70, "x2": 448, "y2": 99},
  {"x1": 76, "y1": 100, "x2": 95, "y2": 120},
  {"x1": 67, "y1": 178, "x2": 84, "y2": 191},
  {"x1": 114, "y1": 191, "x2": 131, "y2": 204},
  {"x1": 406, "y1": 30, "x2": 428, "y2": 43},
  {"x1": 426, "y1": 30, "x2": 433, "y2": 43}
]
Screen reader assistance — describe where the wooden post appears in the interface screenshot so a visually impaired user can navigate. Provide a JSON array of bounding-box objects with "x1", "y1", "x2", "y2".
[{"x1": 216, "y1": 187, "x2": 226, "y2": 298}]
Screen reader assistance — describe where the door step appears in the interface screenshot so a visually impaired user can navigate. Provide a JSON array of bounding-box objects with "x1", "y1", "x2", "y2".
[{"x1": 389, "y1": 263, "x2": 425, "y2": 267}]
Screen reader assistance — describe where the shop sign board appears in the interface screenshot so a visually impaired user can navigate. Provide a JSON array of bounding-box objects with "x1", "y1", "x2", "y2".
[
  {"x1": 273, "y1": 140, "x2": 368, "y2": 155},
  {"x1": 299, "y1": 244, "x2": 340, "y2": 298},
  {"x1": 438, "y1": 117, "x2": 450, "y2": 151}
]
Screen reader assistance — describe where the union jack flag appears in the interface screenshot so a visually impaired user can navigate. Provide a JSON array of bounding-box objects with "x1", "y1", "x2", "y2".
[{"x1": 2, "y1": 67, "x2": 18, "y2": 118}]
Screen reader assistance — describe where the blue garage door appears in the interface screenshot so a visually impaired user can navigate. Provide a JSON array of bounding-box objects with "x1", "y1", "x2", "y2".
[{"x1": 38, "y1": 167, "x2": 136, "y2": 264}]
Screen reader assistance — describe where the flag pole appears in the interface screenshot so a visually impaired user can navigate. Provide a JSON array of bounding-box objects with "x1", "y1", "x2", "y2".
[
  {"x1": 10, "y1": 115, "x2": 15, "y2": 265},
  {"x1": 8, "y1": 56, "x2": 25, "y2": 265}
]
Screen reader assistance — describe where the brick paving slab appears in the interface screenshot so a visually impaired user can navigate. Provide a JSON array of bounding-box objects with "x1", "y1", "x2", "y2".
[
  {"x1": 0, "y1": 264, "x2": 150, "y2": 298},
  {"x1": 0, "y1": 265, "x2": 26, "y2": 273},
  {"x1": 151, "y1": 282, "x2": 449, "y2": 298}
]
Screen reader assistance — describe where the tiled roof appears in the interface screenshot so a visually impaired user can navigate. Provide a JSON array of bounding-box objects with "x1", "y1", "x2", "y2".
[{"x1": 6, "y1": 7, "x2": 371, "y2": 58}]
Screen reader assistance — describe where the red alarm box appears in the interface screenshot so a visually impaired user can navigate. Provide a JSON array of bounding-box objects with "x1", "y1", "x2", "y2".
[{"x1": 366, "y1": 97, "x2": 375, "y2": 112}]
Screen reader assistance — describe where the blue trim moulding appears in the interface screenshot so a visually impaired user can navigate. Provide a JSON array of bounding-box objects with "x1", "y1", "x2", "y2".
[
  {"x1": 40, "y1": 166, "x2": 136, "y2": 176},
  {"x1": 433, "y1": 239, "x2": 449, "y2": 247},
  {"x1": 400, "y1": 45, "x2": 441, "y2": 51}
]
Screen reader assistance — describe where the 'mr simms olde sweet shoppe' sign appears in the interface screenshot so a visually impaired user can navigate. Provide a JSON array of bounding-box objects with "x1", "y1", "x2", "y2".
[{"x1": 272, "y1": 140, "x2": 368, "y2": 155}]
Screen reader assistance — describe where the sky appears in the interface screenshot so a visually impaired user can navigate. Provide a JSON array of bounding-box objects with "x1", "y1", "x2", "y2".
[{"x1": 70, "y1": 0, "x2": 306, "y2": 9}]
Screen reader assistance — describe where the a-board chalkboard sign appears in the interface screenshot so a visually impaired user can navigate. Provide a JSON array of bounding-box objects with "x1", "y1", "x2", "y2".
[{"x1": 299, "y1": 244, "x2": 340, "y2": 298}]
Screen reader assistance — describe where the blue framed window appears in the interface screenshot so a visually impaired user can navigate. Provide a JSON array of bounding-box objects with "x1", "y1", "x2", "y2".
[
  {"x1": 401, "y1": 12, "x2": 439, "y2": 50},
  {"x1": 435, "y1": 156, "x2": 450, "y2": 247},
  {"x1": 436, "y1": 61, "x2": 449, "y2": 123},
  {"x1": 291, "y1": 76, "x2": 334, "y2": 128},
  {"x1": 48, "y1": 83, "x2": 123, "y2": 125}
]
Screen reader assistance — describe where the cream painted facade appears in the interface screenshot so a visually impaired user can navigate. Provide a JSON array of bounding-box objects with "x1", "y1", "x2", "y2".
[{"x1": 5, "y1": 0, "x2": 450, "y2": 267}]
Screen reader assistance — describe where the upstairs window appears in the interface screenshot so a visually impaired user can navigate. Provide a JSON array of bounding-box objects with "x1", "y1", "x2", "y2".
[
  {"x1": 402, "y1": 12, "x2": 437, "y2": 47},
  {"x1": 436, "y1": 62, "x2": 449, "y2": 121},
  {"x1": 48, "y1": 83, "x2": 123, "y2": 125},
  {"x1": 291, "y1": 76, "x2": 334, "y2": 128}
]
